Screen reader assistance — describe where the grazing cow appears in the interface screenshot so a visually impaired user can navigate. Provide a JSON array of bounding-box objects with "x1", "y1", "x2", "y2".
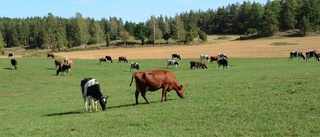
[
  {"x1": 217, "y1": 57, "x2": 229, "y2": 69},
  {"x1": 8, "y1": 53, "x2": 13, "y2": 58},
  {"x1": 47, "y1": 53, "x2": 55, "y2": 58},
  {"x1": 99, "y1": 56, "x2": 113, "y2": 64},
  {"x1": 315, "y1": 51, "x2": 320, "y2": 61},
  {"x1": 118, "y1": 56, "x2": 128, "y2": 63},
  {"x1": 288, "y1": 51, "x2": 305, "y2": 61},
  {"x1": 167, "y1": 60, "x2": 180, "y2": 68},
  {"x1": 130, "y1": 62, "x2": 140, "y2": 72},
  {"x1": 129, "y1": 70, "x2": 184, "y2": 104},
  {"x1": 80, "y1": 78, "x2": 109, "y2": 111},
  {"x1": 56, "y1": 64, "x2": 71, "y2": 76},
  {"x1": 200, "y1": 54, "x2": 209, "y2": 61},
  {"x1": 171, "y1": 53, "x2": 182, "y2": 60},
  {"x1": 54, "y1": 60, "x2": 62, "y2": 69},
  {"x1": 105, "y1": 56, "x2": 113, "y2": 63},
  {"x1": 210, "y1": 56, "x2": 219, "y2": 63},
  {"x1": 190, "y1": 60, "x2": 208, "y2": 70},
  {"x1": 217, "y1": 53, "x2": 228, "y2": 59},
  {"x1": 10, "y1": 59, "x2": 17, "y2": 70},
  {"x1": 64, "y1": 58, "x2": 73, "y2": 67},
  {"x1": 306, "y1": 50, "x2": 317, "y2": 61}
]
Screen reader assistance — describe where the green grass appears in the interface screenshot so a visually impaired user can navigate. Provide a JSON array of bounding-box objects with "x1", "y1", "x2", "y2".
[{"x1": 0, "y1": 57, "x2": 320, "y2": 136}]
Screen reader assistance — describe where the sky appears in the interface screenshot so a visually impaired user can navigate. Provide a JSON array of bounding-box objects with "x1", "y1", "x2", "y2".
[{"x1": 0, "y1": 0, "x2": 267, "y2": 23}]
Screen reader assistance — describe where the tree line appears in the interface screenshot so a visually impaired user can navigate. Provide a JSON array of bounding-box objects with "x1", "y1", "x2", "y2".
[{"x1": 0, "y1": 0, "x2": 320, "y2": 52}]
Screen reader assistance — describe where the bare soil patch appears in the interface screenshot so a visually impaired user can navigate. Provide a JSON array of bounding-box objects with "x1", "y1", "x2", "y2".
[{"x1": 52, "y1": 36, "x2": 320, "y2": 60}]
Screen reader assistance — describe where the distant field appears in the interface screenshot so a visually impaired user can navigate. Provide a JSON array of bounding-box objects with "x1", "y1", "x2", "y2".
[
  {"x1": 0, "y1": 57, "x2": 320, "y2": 136},
  {"x1": 50, "y1": 35, "x2": 320, "y2": 60}
]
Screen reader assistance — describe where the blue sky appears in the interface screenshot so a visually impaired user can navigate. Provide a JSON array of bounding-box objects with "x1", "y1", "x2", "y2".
[{"x1": 0, "y1": 0, "x2": 267, "y2": 23}]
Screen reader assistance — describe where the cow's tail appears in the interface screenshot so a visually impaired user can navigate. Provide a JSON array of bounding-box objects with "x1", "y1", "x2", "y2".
[{"x1": 129, "y1": 73, "x2": 135, "y2": 86}]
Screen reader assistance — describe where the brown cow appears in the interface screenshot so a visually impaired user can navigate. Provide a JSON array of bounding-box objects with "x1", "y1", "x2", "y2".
[
  {"x1": 118, "y1": 56, "x2": 128, "y2": 63},
  {"x1": 47, "y1": 53, "x2": 55, "y2": 58},
  {"x1": 54, "y1": 60, "x2": 62, "y2": 69},
  {"x1": 210, "y1": 56, "x2": 219, "y2": 63},
  {"x1": 129, "y1": 70, "x2": 184, "y2": 104}
]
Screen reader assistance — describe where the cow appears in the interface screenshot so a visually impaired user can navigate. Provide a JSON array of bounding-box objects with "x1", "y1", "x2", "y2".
[
  {"x1": 217, "y1": 57, "x2": 229, "y2": 69},
  {"x1": 167, "y1": 60, "x2": 180, "y2": 68},
  {"x1": 171, "y1": 53, "x2": 181, "y2": 60},
  {"x1": 129, "y1": 70, "x2": 184, "y2": 104},
  {"x1": 130, "y1": 62, "x2": 140, "y2": 72},
  {"x1": 200, "y1": 54, "x2": 209, "y2": 62},
  {"x1": 10, "y1": 59, "x2": 17, "y2": 70},
  {"x1": 80, "y1": 78, "x2": 109, "y2": 111},
  {"x1": 217, "y1": 53, "x2": 228, "y2": 59},
  {"x1": 8, "y1": 53, "x2": 13, "y2": 58},
  {"x1": 118, "y1": 56, "x2": 128, "y2": 63},
  {"x1": 306, "y1": 50, "x2": 317, "y2": 61},
  {"x1": 315, "y1": 51, "x2": 320, "y2": 61},
  {"x1": 64, "y1": 58, "x2": 73, "y2": 68},
  {"x1": 288, "y1": 51, "x2": 305, "y2": 61},
  {"x1": 56, "y1": 64, "x2": 71, "y2": 76},
  {"x1": 105, "y1": 56, "x2": 113, "y2": 63},
  {"x1": 54, "y1": 60, "x2": 62, "y2": 69},
  {"x1": 190, "y1": 60, "x2": 208, "y2": 70},
  {"x1": 99, "y1": 56, "x2": 113, "y2": 64},
  {"x1": 47, "y1": 53, "x2": 55, "y2": 58},
  {"x1": 210, "y1": 56, "x2": 219, "y2": 63}
]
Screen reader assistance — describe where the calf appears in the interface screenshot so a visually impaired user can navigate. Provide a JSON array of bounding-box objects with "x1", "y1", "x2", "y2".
[
  {"x1": 167, "y1": 60, "x2": 180, "y2": 68},
  {"x1": 8, "y1": 53, "x2": 13, "y2": 58},
  {"x1": 47, "y1": 53, "x2": 55, "y2": 58},
  {"x1": 200, "y1": 54, "x2": 209, "y2": 62},
  {"x1": 217, "y1": 58, "x2": 229, "y2": 69},
  {"x1": 10, "y1": 59, "x2": 17, "y2": 70},
  {"x1": 129, "y1": 70, "x2": 184, "y2": 104},
  {"x1": 80, "y1": 78, "x2": 108, "y2": 111},
  {"x1": 56, "y1": 64, "x2": 71, "y2": 76},
  {"x1": 130, "y1": 62, "x2": 140, "y2": 72},
  {"x1": 118, "y1": 56, "x2": 128, "y2": 63},
  {"x1": 54, "y1": 60, "x2": 62, "y2": 69},
  {"x1": 210, "y1": 56, "x2": 219, "y2": 63},
  {"x1": 172, "y1": 53, "x2": 181, "y2": 60}
]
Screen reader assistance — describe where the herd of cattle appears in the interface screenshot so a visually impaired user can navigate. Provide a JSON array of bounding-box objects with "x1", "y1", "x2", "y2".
[
  {"x1": 8, "y1": 49, "x2": 318, "y2": 112},
  {"x1": 289, "y1": 50, "x2": 320, "y2": 61}
]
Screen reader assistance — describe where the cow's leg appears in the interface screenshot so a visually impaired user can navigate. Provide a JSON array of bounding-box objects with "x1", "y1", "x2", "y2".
[
  {"x1": 161, "y1": 87, "x2": 168, "y2": 102},
  {"x1": 141, "y1": 91, "x2": 150, "y2": 104},
  {"x1": 84, "y1": 96, "x2": 89, "y2": 111},
  {"x1": 135, "y1": 90, "x2": 140, "y2": 104}
]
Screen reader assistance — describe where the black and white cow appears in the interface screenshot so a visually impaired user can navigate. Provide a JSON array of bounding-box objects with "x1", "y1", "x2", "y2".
[
  {"x1": 130, "y1": 62, "x2": 140, "y2": 72},
  {"x1": 56, "y1": 64, "x2": 71, "y2": 76},
  {"x1": 217, "y1": 53, "x2": 228, "y2": 59},
  {"x1": 305, "y1": 50, "x2": 317, "y2": 62},
  {"x1": 167, "y1": 60, "x2": 180, "y2": 68},
  {"x1": 200, "y1": 54, "x2": 209, "y2": 61},
  {"x1": 217, "y1": 57, "x2": 229, "y2": 69},
  {"x1": 80, "y1": 78, "x2": 108, "y2": 111},
  {"x1": 99, "y1": 56, "x2": 113, "y2": 64},
  {"x1": 288, "y1": 51, "x2": 305, "y2": 61},
  {"x1": 172, "y1": 53, "x2": 182, "y2": 60},
  {"x1": 10, "y1": 59, "x2": 17, "y2": 70}
]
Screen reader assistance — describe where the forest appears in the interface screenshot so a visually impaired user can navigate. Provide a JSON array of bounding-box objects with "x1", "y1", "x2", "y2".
[{"x1": 0, "y1": 0, "x2": 320, "y2": 52}]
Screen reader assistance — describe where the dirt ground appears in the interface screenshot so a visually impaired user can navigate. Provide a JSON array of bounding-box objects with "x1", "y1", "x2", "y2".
[{"x1": 53, "y1": 36, "x2": 320, "y2": 60}]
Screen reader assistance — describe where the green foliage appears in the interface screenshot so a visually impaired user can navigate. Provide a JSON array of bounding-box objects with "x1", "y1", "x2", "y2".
[
  {"x1": 198, "y1": 31, "x2": 207, "y2": 41},
  {"x1": 0, "y1": 58, "x2": 320, "y2": 136},
  {"x1": 105, "y1": 33, "x2": 111, "y2": 46}
]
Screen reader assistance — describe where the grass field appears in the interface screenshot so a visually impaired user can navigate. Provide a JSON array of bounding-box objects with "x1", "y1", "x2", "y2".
[{"x1": 1, "y1": 57, "x2": 319, "y2": 136}]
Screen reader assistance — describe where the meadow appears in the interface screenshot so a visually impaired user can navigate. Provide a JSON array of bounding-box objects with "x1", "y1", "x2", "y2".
[{"x1": 0, "y1": 56, "x2": 319, "y2": 136}]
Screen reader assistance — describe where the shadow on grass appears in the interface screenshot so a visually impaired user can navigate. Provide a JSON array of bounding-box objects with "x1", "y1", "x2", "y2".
[
  {"x1": 46, "y1": 68, "x2": 56, "y2": 70},
  {"x1": 44, "y1": 111, "x2": 83, "y2": 117},
  {"x1": 4, "y1": 67, "x2": 15, "y2": 70}
]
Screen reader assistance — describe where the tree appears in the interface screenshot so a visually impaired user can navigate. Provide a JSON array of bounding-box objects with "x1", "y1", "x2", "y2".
[
  {"x1": 279, "y1": 0, "x2": 298, "y2": 30},
  {"x1": 148, "y1": 15, "x2": 162, "y2": 44},
  {"x1": 198, "y1": 31, "x2": 207, "y2": 41},
  {"x1": 75, "y1": 12, "x2": 90, "y2": 45},
  {"x1": 105, "y1": 32, "x2": 111, "y2": 46},
  {"x1": 259, "y1": 9, "x2": 279, "y2": 36},
  {"x1": 109, "y1": 17, "x2": 118, "y2": 40},
  {"x1": 0, "y1": 32, "x2": 4, "y2": 53},
  {"x1": 124, "y1": 21, "x2": 136, "y2": 36},
  {"x1": 119, "y1": 31, "x2": 130, "y2": 45},
  {"x1": 172, "y1": 15, "x2": 185, "y2": 44},
  {"x1": 133, "y1": 22, "x2": 148, "y2": 45}
]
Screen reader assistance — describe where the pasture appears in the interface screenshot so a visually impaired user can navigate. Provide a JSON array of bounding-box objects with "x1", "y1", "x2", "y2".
[{"x1": 0, "y1": 57, "x2": 319, "y2": 136}]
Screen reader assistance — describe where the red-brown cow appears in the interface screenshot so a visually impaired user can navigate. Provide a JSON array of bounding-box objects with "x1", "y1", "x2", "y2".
[
  {"x1": 118, "y1": 56, "x2": 128, "y2": 63},
  {"x1": 129, "y1": 70, "x2": 184, "y2": 104},
  {"x1": 210, "y1": 56, "x2": 219, "y2": 63},
  {"x1": 54, "y1": 60, "x2": 62, "y2": 69},
  {"x1": 47, "y1": 53, "x2": 55, "y2": 58}
]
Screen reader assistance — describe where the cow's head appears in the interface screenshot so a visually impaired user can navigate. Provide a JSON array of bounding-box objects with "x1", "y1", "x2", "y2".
[
  {"x1": 176, "y1": 85, "x2": 184, "y2": 98},
  {"x1": 99, "y1": 96, "x2": 109, "y2": 111}
]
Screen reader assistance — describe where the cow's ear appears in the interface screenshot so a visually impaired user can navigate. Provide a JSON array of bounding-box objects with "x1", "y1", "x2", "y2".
[{"x1": 178, "y1": 85, "x2": 183, "y2": 90}]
